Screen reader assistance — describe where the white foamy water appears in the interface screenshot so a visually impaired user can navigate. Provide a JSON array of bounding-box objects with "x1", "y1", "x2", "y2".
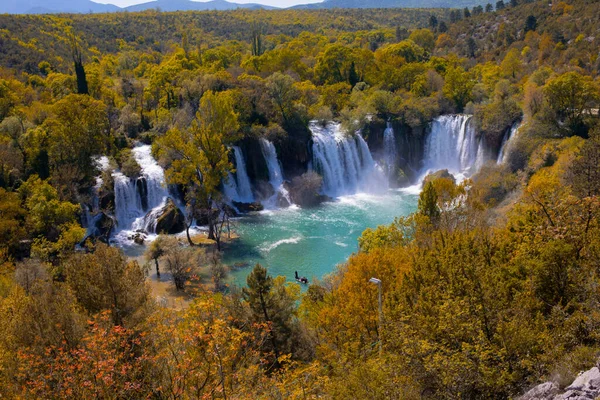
[
  {"x1": 260, "y1": 139, "x2": 292, "y2": 207},
  {"x1": 224, "y1": 191, "x2": 419, "y2": 286},
  {"x1": 497, "y1": 121, "x2": 521, "y2": 164},
  {"x1": 382, "y1": 121, "x2": 397, "y2": 179},
  {"x1": 310, "y1": 121, "x2": 387, "y2": 197},
  {"x1": 223, "y1": 146, "x2": 254, "y2": 203},
  {"x1": 259, "y1": 236, "x2": 303, "y2": 253},
  {"x1": 112, "y1": 144, "x2": 170, "y2": 244},
  {"x1": 422, "y1": 115, "x2": 485, "y2": 177}
]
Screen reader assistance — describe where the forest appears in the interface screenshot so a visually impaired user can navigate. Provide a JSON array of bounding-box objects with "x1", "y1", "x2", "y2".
[{"x1": 1, "y1": 0, "x2": 600, "y2": 397}]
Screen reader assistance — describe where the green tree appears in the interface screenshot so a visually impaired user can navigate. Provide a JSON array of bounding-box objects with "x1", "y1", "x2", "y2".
[
  {"x1": 242, "y1": 264, "x2": 298, "y2": 369},
  {"x1": 0, "y1": 188, "x2": 25, "y2": 255},
  {"x1": 265, "y1": 72, "x2": 300, "y2": 127},
  {"x1": 156, "y1": 90, "x2": 239, "y2": 249},
  {"x1": 418, "y1": 181, "x2": 440, "y2": 224},
  {"x1": 18, "y1": 176, "x2": 79, "y2": 243},
  {"x1": 144, "y1": 235, "x2": 167, "y2": 278},
  {"x1": 570, "y1": 130, "x2": 600, "y2": 197},
  {"x1": 250, "y1": 21, "x2": 264, "y2": 57},
  {"x1": 443, "y1": 66, "x2": 474, "y2": 112},
  {"x1": 65, "y1": 243, "x2": 149, "y2": 326},
  {"x1": 500, "y1": 48, "x2": 522, "y2": 79},
  {"x1": 43, "y1": 94, "x2": 109, "y2": 197},
  {"x1": 314, "y1": 44, "x2": 355, "y2": 85},
  {"x1": 408, "y1": 29, "x2": 435, "y2": 52},
  {"x1": 67, "y1": 31, "x2": 88, "y2": 95},
  {"x1": 544, "y1": 71, "x2": 599, "y2": 136},
  {"x1": 525, "y1": 15, "x2": 537, "y2": 32}
]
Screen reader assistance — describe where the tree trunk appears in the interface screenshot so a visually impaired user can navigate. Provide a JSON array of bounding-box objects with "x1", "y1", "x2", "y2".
[
  {"x1": 74, "y1": 61, "x2": 89, "y2": 95},
  {"x1": 154, "y1": 258, "x2": 160, "y2": 278},
  {"x1": 259, "y1": 291, "x2": 281, "y2": 369},
  {"x1": 186, "y1": 220, "x2": 196, "y2": 246}
]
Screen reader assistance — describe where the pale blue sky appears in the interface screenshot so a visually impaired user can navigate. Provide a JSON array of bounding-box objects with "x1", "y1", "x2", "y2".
[{"x1": 95, "y1": 0, "x2": 323, "y2": 7}]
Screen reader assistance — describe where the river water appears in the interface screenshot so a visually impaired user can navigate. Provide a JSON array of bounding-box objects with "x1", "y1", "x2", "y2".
[{"x1": 223, "y1": 189, "x2": 419, "y2": 286}]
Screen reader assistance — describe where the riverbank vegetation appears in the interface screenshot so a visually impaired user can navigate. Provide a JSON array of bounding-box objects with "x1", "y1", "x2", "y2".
[{"x1": 1, "y1": 0, "x2": 600, "y2": 397}]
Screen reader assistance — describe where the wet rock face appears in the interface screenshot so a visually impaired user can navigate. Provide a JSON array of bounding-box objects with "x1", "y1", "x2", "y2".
[
  {"x1": 232, "y1": 201, "x2": 264, "y2": 213},
  {"x1": 99, "y1": 191, "x2": 115, "y2": 211},
  {"x1": 519, "y1": 366, "x2": 600, "y2": 400},
  {"x1": 288, "y1": 171, "x2": 329, "y2": 208},
  {"x1": 85, "y1": 212, "x2": 115, "y2": 244},
  {"x1": 239, "y1": 138, "x2": 270, "y2": 184},
  {"x1": 131, "y1": 231, "x2": 146, "y2": 245},
  {"x1": 154, "y1": 198, "x2": 185, "y2": 234},
  {"x1": 136, "y1": 177, "x2": 149, "y2": 211},
  {"x1": 274, "y1": 129, "x2": 312, "y2": 179},
  {"x1": 363, "y1": 119, "x2": 427, "y2": 185},
  {"x1": 254, "y1": 180, "x2": 276, "y2": 202},
  {"x1": 423, "y1": 169, "x2": 456, "y2": 186}
]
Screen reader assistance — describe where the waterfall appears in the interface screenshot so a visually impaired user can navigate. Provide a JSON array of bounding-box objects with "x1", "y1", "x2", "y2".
[
  {"x1": 113, "y1": 144, "x2": 169, "y2": 232},
  {"x1": 223, "y1": 146, "x2": 254, "y2": 203},
  {"x1": 91, "y1": 155, "x2": 110, "y2": 212},
  {"x1": 232, "y1": 146, "x2": 254, "y2": 202},
  {"x1": 497, "y1": 121, "x2": 521, "y2": 164},
  {"x1": 422, "y1": 115, "x2": 485, "y2": 177},
  {"x1": 382, "y1": 121, "x2": 397, "y2": 178},
  {"x1": 259, "y1": 139, "x2": 291, "y2": 206},
  {"x1": 310, "y1": 122, "x2": 386, "y2": 197}
]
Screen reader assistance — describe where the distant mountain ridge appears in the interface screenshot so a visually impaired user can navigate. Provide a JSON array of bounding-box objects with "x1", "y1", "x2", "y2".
[
  {"x1": 0, "y1": 0, "x2": 120, "y2": 14},
  {"x1": 293, "y1": 0, "x2": 489, "y2": 8},
  {"x1": 0, "y1": 0, "x2": 490, "y2": 14},
  {"x1": 0, "y1": 0, "x2": 276, "y2": 14},
  {"x1": 124, "y1": 0, "x2": 277, "y2": 12}
]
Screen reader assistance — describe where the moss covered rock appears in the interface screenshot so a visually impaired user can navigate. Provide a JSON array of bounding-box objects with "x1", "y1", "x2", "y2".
[{"x1": 154, "y1": 198, "x2": 185, "y2": 234}]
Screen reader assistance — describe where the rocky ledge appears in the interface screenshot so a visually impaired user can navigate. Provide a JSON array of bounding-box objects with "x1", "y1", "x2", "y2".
[{"x1": 520, "y1": 366, "x2": 600, "y2": 400}]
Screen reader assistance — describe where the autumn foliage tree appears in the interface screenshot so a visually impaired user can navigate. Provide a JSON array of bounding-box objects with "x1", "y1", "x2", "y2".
[{"x1": 156, "y1": 90, "x2": 239, "y2": 249}]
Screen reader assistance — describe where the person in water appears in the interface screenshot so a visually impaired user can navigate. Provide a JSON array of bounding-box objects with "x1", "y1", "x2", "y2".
[{"x1": 295, "y1": 271, "x2": 308, "y2": 284}]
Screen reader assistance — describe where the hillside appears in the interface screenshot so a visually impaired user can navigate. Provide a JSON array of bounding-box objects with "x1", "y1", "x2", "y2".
[
  {"x1": 0, "y1": 8, "x2": 449, "y2": 73},
  {"x1": 0, "y1": 0, "x2": 599, "y2": 398}
]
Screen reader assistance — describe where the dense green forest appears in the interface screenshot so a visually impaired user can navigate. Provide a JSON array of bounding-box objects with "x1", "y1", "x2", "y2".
[{"x1": 1, "y1": 0, "x2": 600, "y2": 397}]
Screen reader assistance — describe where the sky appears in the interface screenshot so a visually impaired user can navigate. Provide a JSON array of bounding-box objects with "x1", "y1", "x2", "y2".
[{"x1": 95, "y1": 0, "x2": 323, "y2": 7}]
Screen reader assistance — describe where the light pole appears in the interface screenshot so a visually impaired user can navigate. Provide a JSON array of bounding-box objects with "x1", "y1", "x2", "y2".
[{"x1": 369, "y1": 277, "x2": 382, "y2": 356}]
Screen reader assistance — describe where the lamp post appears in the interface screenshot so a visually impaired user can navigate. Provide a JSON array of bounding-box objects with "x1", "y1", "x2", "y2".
[{"x1": 369, "y1": 277, "x2": 382, "y2": 356}]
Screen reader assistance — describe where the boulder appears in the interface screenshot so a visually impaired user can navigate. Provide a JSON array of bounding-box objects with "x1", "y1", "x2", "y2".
[
  {"x1": 129, "y1": 230, "x2": 146, "y2": 245},
  {"x1": 423, "y1": 169, "x2": 456, "y2": 186},
  {"x1": 519, "y1": 366, "x2": 600, "y2": 400},
  {"x1": 99, "y1": 191, "x2": 115, "y2": 211},
  {"x1": 254, "y1": 180, "x2": 275, "y2": 201},
  {"x1": 154, "y1": 198, "x2": 185, "y2": 234},
  {"x1": 277, "y1": 192, "x2": 291, "y2": 208},
  {"x1": 519, "y1": 382, "x2": 560, "y2": 400},
  {"x1": 288, "y1": 171, "x2": 329, "y2": 208},
  {"x1": 91, "y1": 212, "x2": 115, "y2": 242},
  {"x1": 233, "y1": 201, "x2": 264, "y2": 213},
  {"x1": 136, "y1": 177, "x2": 149, "y2": 211},
  {"x1": 395, "y1": 168, "x2": 411, "y2": 187}
]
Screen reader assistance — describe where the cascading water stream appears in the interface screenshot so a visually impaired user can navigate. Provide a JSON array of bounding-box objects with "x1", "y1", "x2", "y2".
[
  {"x1": 382, "y1": 121, "x2": 397, "y2": 179},
  {"x1": 223, "y1": 146, "x2": 254, "y2": 203},
  {"x1": 422, "y1": 115, "x2": 485, "y2": 178},
  {"x1": 84, "y1": 156, "x2": 110, "y2": 232},
  {"x1": 497, "y1": 121, "x2": 521, "y2": 164},
  {"x1": 232, "y1": 146, "x2": 253, "y2": 202},
  {"x1": 310, "y1": 122, "x2": 386, "y2": 197},
  {"x1": 260, "y1": 139, "x2": 291, "y2": 207},
  {"x1": 113, "y1": 144, "x2": 169, "y2": 234}
]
